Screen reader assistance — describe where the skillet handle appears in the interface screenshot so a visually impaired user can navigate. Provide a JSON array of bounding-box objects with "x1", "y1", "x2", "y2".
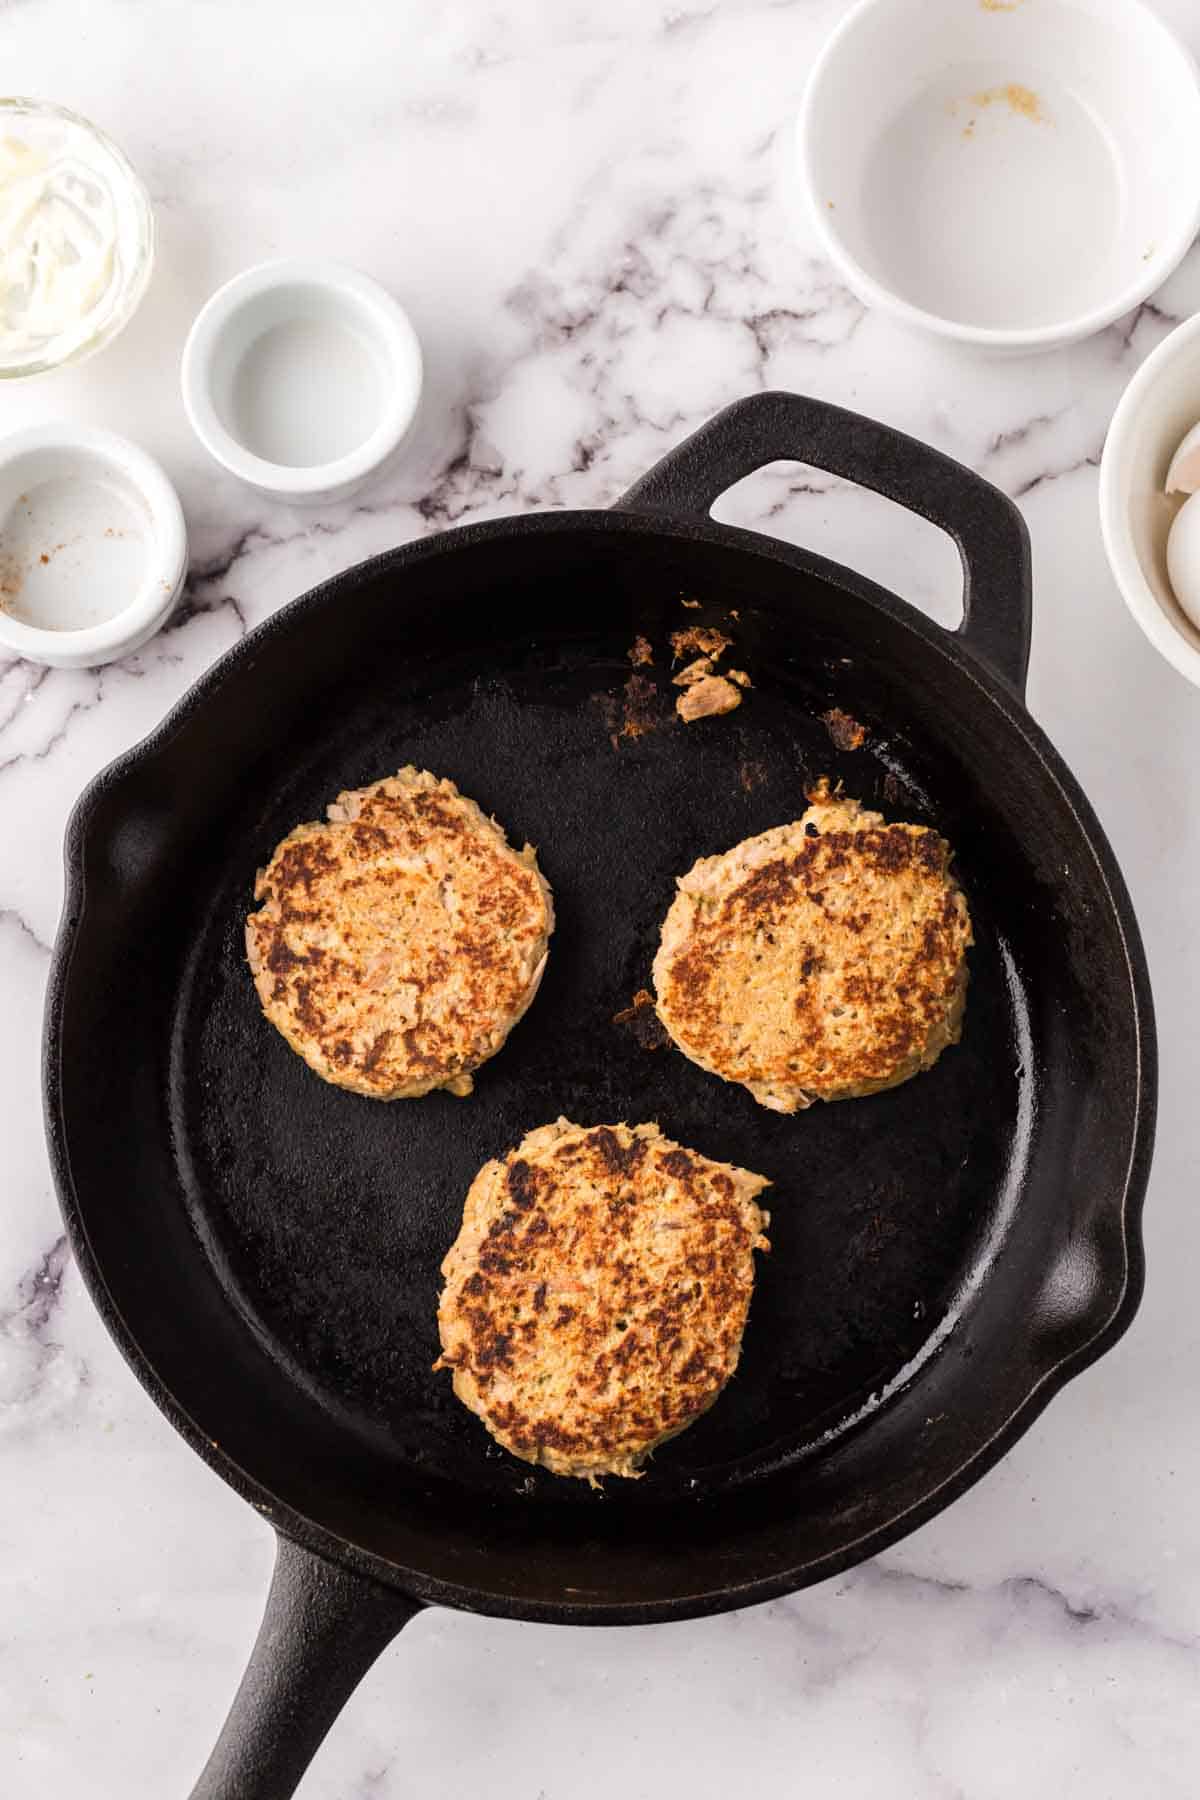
[
  {"x1": 190, "y1": 1534, "x2": 423, "y2": 1800},
  {"x1": 618, "y1": 390, "x2": 1032, "y2": 697}
]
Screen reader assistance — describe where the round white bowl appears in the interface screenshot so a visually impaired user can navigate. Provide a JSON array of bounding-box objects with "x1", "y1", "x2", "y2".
[
  {"x1": 1100, "y1": 311, "x2": 1200, "y2": 690},
  {"x1": 0, "y1": 97, "x2": 155, "y2": 378},
  {"x1": 181, "y1": 260, "x2": 423, "y2": 505},
  {"x1": 0, "y1": 424, "x2": 187, "y2": 669},
  {"x1": 798, "y1": 0, "x2": 1200, "y2": 354}
]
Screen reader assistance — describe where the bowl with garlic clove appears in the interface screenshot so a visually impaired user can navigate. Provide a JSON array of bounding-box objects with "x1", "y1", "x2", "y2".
[{"x1": 1101, "y1": 311, "x2": 1200, "y2": 692}]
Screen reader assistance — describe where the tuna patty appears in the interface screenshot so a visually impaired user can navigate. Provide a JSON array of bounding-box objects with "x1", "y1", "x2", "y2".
[
  {"x1": 435, "y1": 1119, "x2": 770, "y2": 1482},
  {"x1": 653, "y1": 781, "x2": 972, "y2": 1112},
  {"x1": 246, "y1": 767, "x2": 553, "y2": 1100}
]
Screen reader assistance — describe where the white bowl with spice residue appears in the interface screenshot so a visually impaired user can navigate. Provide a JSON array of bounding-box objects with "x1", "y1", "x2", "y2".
[
  {"x1": 181, "y1": 260, "x2": 424, "y2": 505},
  {"x1": 0, "y1": 97, "x2": 155, "y2": 378},
  {"x1": 798, "y1": 0, "x2": 1200, "y2": 354},
  {"x1": 1100, "y1": 310, "x2": 1200, "y2": 691},
  {"x1": 0, "y1": 425, "x2": 187, "y2": 669}
]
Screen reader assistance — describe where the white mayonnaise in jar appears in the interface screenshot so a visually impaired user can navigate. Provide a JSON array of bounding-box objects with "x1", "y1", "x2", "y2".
[{"x1": 0, "y1": 98, "x2": 154, "y2": 377}]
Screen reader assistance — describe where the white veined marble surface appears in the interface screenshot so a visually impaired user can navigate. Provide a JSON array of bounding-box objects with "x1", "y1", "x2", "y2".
[{"x1": 2, "y1": 2, "x2": 1200, "y2": 1794}]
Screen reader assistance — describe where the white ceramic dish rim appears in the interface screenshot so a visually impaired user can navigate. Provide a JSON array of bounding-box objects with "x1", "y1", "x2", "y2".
[
  {"x1": 796, "y1": 0, "x2": 1200, "y2": 351},
  {"x1": 0, "y1": 96, "x2": 156, "y2": 379},
  {"x1": 0, "y1": 423, "x2": 188, "y2": 663},
  {"x1": 1099, "y1": 309, "x2": 1200, "y2": 688},
  {"x1": 180, "y1": 259, "x2": 424, "y2": 498}
]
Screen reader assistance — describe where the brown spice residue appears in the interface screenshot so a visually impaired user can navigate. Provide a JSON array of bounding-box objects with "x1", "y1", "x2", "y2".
[
  {"x1": 823, "y1": 707, "x2": 869, "y2": 751},
  {"x1": 628, "y1": 634, "x2": 654, "y2": 667},
  {"x1": 612, "y1": 988, "x2": 670, "y2": 1051},
  {"x1": 739, "y1": 759, "x2": 769, "y2": 793},
  {"x1": 969, "y1": 83, "x2": 1045, "y2": 123},
  {"x1": 0, "y1": 553, "x2": 22, "y2": 609}
]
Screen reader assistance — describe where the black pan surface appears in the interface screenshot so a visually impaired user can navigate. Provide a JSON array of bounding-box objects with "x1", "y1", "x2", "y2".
[{"x1": 175, "y1": 611, "x2": 1027, "y2": 1508}]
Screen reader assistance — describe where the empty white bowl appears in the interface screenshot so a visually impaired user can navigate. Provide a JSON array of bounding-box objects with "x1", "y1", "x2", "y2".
[
  {"x1": 1100, "y1": 310, "x2": 1200, "y2": 690},
  {"x1": 798, "y1": 0, "x2": 1200, "y2": 353},
  {"x1": 0, "y1": 424, "x2": 187, "y2": 669},
  {"x1": 181, "y1": 260, "x2": 423, "y2": 505}
]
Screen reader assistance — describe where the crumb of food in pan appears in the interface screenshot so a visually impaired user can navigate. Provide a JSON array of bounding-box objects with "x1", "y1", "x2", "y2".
[
  {"x1": 673, "y1": 655, "x2": 714, "y2": 687},
  {"x1": 595, "y1": 673, "x2": 669, "y2": 747},
  {"x1": 613, "y1": 988, "x2": 670, "y2": 1050},
  {"x1": 628, "y1": 634, "x2": 654, "y2": 667},
  {"x1": 681, "y1": 597, "x2": 701, "y2": 609},
  {"x1": 677, "y1": 675, "x2": 742, "y2": 723},
  {"x1": 671, "y1": 626, "x2": 732, "y2": 662},
  {"x1": 619, "y1": 674, "x2": 663, "y2": 738},
  {"x1": 727, "y1": 669, "x2": 752, "y2": 689},
  {"x1": 823, "y1": 707, "x2": 869, "y2": 751}
]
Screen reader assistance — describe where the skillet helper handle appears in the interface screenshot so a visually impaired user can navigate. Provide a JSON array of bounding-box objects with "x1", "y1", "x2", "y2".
[
  {"x1": 190, "y1": 1534, "x2": 423, "y2": 1800},
  {"x1": 619, "y1": 390, "x2": 1032, "y2": 698}
]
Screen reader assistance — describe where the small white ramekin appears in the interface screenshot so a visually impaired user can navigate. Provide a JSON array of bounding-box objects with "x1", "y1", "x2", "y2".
[
  {"x1": 1100, "y1": 312, "x2": 1200, "y2": 691},
  {"x1": 181, "y1": 260, "x2": 423, "y2": 505},
  {"x1": 797, "y1": 0, "x2": 1200, "y2": 354},
  {"x1": 0, "y1": 424, "x2": 187, "y2": 669}
]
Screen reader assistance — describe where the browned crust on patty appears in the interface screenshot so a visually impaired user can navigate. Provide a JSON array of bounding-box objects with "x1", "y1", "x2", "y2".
[
  {"x1": 653, "y1": 781, "x2": 972, "y2": 1111},
  {"x1": 245, "y1": 767, "x2": 553, "y2": 1100},
  {"x1": 435, "y1": 1119, "x2": 770, "y2": 1482}
]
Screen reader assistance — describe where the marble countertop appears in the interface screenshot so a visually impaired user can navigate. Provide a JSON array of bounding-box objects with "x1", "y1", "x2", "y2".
[{"x1": 4, "y1": 2, "x2": 1200, "y2": 1794}]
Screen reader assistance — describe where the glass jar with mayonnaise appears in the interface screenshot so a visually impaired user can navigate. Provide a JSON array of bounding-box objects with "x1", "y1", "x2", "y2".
[{"x1": 0, "y1": 97, "x2": 154, "y2": 377}]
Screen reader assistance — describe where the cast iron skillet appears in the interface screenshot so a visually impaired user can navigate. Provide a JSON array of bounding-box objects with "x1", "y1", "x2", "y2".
[{"x1": 44, "y1": 393, "x2": 1155, "y2": 1798}]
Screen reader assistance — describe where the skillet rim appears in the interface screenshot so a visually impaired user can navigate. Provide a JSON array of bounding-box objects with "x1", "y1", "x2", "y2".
[{"x1": 42, "y1": 504, "x2": 1156, "y2": 1624}]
